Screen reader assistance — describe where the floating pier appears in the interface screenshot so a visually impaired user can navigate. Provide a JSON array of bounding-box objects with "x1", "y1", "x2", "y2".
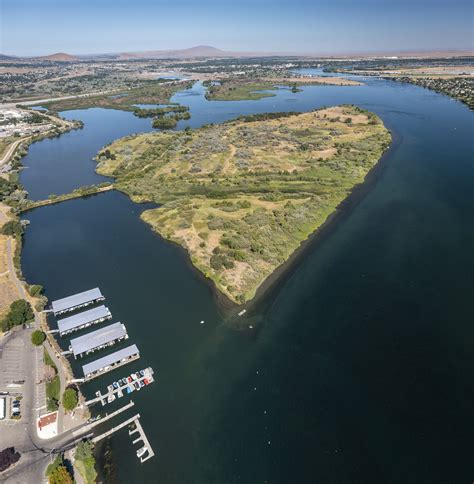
[
  {"x1": 92, "y1": 413, "x2": 155, "y2": 463},
  {"x1": 82, "y1": 344, "x2": 140, "y2": 380},
  {"x1": 129, "y1": 416, "x2": 155, "y2": 463},
  {"x1": 56, "y1": 305, "x2": 112, "y2": 336},
  {"x1": 72, "y1": 400, "x2": 135, "y2": 438},
  {"x1": 84, "y1": 367, "x2": 155, "y2": 406},
  {"x1": 51, "y1": 287, "x2": 105, "y2": 316},
  {"x1": 69, "y1": 322, "x2": 128, "y2": 358}
]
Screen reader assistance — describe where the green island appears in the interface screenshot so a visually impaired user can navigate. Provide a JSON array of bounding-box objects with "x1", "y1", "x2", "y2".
[
  {"x1": 96, "y1": 105, "x2": 391, "y2": 303},
  {"x1": 204, "y1": 77, "x2": 361, "y2": 101}
]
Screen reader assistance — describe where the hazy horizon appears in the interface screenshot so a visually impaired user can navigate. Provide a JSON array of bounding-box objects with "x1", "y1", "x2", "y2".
[{"x1": 1, "y1": 0, "x2": 473, "y2": 57}]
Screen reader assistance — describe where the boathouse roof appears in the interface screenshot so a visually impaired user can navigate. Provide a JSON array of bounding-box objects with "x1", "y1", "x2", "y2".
[
  {"x1": 70, "y1": 322, "x2": 127, "y2": 357},
  {"x1": 51, "y1": 287, "x2": 104, "y2": 314},
  {"x1": 57, "y1": 305, "x2": 111, "y2": 335},
  {"x1": 82, "y1": 344, "x2": 139, "y2": 376}
]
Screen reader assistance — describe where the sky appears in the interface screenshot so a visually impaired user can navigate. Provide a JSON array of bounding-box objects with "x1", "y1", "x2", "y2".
[{"x1": 1, "y1": 0, "x2": 473, "y2": 56}]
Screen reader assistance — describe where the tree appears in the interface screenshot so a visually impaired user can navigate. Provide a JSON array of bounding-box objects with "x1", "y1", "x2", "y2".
[
  {"x1": 31, "y1": 330, "x2": 46, "y2": 346},
  {"x1": 48, "y1": 465, "x2": 73, "y2": 484},
  {"x1": 0, "y1": 447, "x2": 21, "y2": 472},
  {"x1": 1, "y1": 220, "x2": 23, "y2": 237},
  {"x1": 74, "y1": 440, "x2": 97, "y2": 483},
  {"x1": 75, "y1": 440, "x2": 93, "y2": 461},
  {"x1": 2, "y1": 299, "x2": 34, "y2": 331},
  {"x1": 62, "y1": 388, "x2": 78, "y2": 411}
]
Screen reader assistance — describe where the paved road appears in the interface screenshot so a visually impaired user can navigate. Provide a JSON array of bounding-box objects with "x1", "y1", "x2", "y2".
[{"x1": 0, "y1": 89, "x2": 121, "y2": 109}]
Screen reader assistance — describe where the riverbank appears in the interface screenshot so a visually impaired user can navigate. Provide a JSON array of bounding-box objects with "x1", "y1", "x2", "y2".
[{"x1": 0, "y1": 114, "x2": 90, "y2": 449}]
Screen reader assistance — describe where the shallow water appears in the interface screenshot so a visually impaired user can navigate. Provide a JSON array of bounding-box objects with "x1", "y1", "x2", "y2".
[{"x1": 21, "y1": 73, "x2": 474, "y2": 483}]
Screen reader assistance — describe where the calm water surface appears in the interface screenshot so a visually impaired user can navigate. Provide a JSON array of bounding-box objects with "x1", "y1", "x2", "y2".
[{"x1": 21, "y1": 75, "x2": 474, "y2": 483}]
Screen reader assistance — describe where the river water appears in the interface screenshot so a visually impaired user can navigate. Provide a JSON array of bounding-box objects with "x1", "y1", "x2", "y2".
[{"x1": 20, "y1": 75, "x2": 473, "y2": 483}]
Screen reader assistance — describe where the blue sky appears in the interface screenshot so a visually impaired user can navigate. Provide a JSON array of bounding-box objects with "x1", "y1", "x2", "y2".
[{"x1": 1, "y1": 0, "x2": 472, "y2": 56}]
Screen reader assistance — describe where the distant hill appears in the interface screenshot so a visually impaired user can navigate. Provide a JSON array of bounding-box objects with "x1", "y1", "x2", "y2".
[
  {"x1": 117, "y1": 45, "x2": 258, "y2": 59},
  {"x1": 34, "y1": 52, "x2": 79, "y2": 62},
  {"x1": 0, "y1": 54, "x2": 17, "y2": 60}
]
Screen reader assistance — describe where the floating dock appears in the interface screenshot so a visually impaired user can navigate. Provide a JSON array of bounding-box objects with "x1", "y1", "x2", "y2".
[
  {"x1": 82, "y1": 344, "x2": 140, "y2": 380},
  {"x1": 69, "y1": 322, "x2": 128, "y2": 358},
  {"x1": 56, "y1": 305, "x2": 112, "y2": 336},
  {"x1": 84, "y1": 367, "x2": 155, "y2": 406},
  {"x1": 129, "y1": 416, "x2": 155, "y2": 463},
  {"x1": 52, "y1": 287, "x2": 105, "y2": 316},
  {"x1": 92, "y1": 413, "x2": 155, "y2": 462}
]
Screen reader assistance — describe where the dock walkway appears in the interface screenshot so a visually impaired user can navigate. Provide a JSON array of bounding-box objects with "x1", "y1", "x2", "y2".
[{"x1": 85, "y1": 367, "x2": 154, "y2": 406}]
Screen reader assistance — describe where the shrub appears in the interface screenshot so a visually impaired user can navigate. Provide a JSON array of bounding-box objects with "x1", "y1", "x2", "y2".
[
  {"x1": 48, "y1": 465, "x2": 73, "y2": 484},
  {"x1": 152, "y1": 116, "x2": 177, "y2": 129},
  {"x1": 28, "y1": 284, "x2": 43, "y2": 297},
  {"x1": 31, "y1": 330, "x2": 46, "y2": 346},
  {"x1": 62, "y1": 387, "x2": 78, "y2": 411}
]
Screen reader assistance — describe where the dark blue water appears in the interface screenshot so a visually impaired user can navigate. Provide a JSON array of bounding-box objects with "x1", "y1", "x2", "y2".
[
  {"x1": 20, "y1": 74, "x2": 474, "y2": 483},
  {"x1": 19, "y1": 109, "x2": 154, "y2": 200}
]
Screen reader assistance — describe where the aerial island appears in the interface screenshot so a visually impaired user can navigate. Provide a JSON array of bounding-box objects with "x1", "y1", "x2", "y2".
[{"x1": 97, "y1": 105, "x2": 391, "y2": 303}]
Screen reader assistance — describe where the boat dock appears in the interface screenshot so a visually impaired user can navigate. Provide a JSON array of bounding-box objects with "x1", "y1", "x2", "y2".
[
  {"x1": 72, "y1": 400, "x2": 135, "y2": 438},
  {"x1": 51, "y1": 287, "x2": 105, "y2": 316},
  {"x1": 69, "y1": 322, "x2": 128, "y2": 358},
  {"x1": 84, "y1": 367, "x2": 155, "y2": 406},
  {"x1": 82, "y1": 344, "x2": 140, "y2": 381},
  {"x1": 129, "y1": 415, "x2": 155, "y2": 462},
  {"x1": 56, "y1": 305, "x2": 112, "y2": 336},
  {"x1": 92, "y1": 413, "x2": 155, "y2": 463}
]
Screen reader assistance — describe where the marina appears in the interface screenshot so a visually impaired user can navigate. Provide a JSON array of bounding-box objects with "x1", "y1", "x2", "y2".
[
  {"x1": 85, "y1": 367, "x2": 155, "y2": 406},
  {"x1": 56, "y1": 305, "x2": 112, "y2": 336},
  {"x1": 51, "y1": 287, "x2": 105, "y2": 316},
  {"x1": 68, "y1": 322, "x2": 128, "y2": 358}
]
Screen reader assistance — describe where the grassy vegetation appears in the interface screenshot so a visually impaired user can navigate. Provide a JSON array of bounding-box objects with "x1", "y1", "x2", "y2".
[
  {"x1": 204, "y1": 77, "x2": 360, "y2": 101},
  {"x1": 41, "y1": 80, "x2": 193, "y2": 113},
  {"x1": 205, "y1": 80, "x2": 279, "y2": 100},
  {"x1": 44, "y1": 348, "x2": 60, "y2": 412},
  {"x1": 46, "y1": 375, "x2": 60, "y2": 412},
  {"x1": 97, "y1": 105, "x2": 391, "y2": 303},
  {"x1": 44, "y1": 348, "x2": 57, "y2": 369}
]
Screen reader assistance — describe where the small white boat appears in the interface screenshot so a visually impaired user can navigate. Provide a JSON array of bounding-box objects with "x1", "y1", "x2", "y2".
[
  {"x1": 238, "y1": 309, "x2": 246, "y2": 316},
  {"x1": 137, "y1": 446, "x2": 148, "y2": 458},
  {"x1": 200, "y1": 320, "x2": 205, "y2": 324}
]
